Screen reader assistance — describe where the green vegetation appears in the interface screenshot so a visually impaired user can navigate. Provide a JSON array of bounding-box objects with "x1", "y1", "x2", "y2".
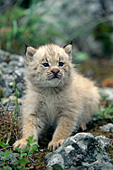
[
  {"x1": 0, "y1": 1, "x2": 62, "y2": 54},
  {"x1": 0, "y1": 136, "x2": 39, "y2": 170},
  {"x1": 94, "y1": 22, "x2": 113, "y2": 55},
  {"x1": 14, "y1": 82, "x2": 20, "y2": 120},
  {"x1": 93, "y1": 96, "x2": 113, "y2": 121}
]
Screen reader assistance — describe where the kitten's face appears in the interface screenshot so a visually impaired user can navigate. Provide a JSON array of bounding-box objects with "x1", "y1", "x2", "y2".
[{"x1": 25, "y1": 44, "x2": 73, "y2": 88}]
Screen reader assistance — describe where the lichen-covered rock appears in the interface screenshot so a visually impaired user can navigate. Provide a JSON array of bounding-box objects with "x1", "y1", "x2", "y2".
[
  {"x1": 100, "y1": 123, "x2": 113, "y2": 133},
  {"x1": 47, "y1": 154, "x2": 64, "y2": 170},
  {"x1": 46, "y1": 133, "x2": 113, "y2": 170}
]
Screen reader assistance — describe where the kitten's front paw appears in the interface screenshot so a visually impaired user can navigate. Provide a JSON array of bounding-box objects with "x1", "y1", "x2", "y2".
[
  {"x1": 48, "y1": 139, "x2": 64, "y2": 151},
  {"x1": 13, "y1": 139, "x2": 27, "y2": 149}
]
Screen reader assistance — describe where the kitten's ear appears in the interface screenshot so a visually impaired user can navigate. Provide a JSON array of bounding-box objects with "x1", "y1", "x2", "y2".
[
  {"x1": 63, "y1": 41, "x2": 72, "y2": 60},
  {"x1": 25, "y1": 46, "x2": 37, "y2": 64}
]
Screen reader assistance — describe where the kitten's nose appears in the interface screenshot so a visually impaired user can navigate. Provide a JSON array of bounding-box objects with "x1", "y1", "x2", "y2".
[{"x1": 51, "y1": 69, "x2": 60, "y2": 75}]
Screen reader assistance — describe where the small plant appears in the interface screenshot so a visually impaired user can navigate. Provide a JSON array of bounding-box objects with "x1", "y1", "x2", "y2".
[
  {"x1": 0, "y1": 141, "x2": 13, "y2": 169},
  {"x1": 0, "y1": 136, "x2": 39, "y2": 170},
  {"x1": 93, "y1": 96, "x2": 113, "y2": 121}
]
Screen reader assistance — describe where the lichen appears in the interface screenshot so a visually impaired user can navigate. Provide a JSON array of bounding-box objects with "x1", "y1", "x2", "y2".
[
  {"x1": 85, "y1": 118, "x2": 113, "y2": 164},
  {"x1": 105, "y1": 144, "x2": 113, "y2": 164}
]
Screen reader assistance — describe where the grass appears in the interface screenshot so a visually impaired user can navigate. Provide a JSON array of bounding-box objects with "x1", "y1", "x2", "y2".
[
  {"x1": 0, "y1": 100, "x2": 21, "y2": 145},
  {"x1": 0, "y1": 3, "x2": 62, "y2": 55},
  {"x1": 14, "y1": 82, "x2": 20, "y2": 120}
]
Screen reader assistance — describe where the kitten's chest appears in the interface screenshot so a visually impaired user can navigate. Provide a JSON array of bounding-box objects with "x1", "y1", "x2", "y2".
[{"x1": 39, "y1": 91, "x2": 62, "y2": 123}]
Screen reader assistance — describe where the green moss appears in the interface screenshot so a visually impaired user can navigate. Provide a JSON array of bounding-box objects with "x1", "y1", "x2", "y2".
[
  {"x1": 33, "y1": 150, "x2": 49, "y2": 168},
  {"x1": 86, "y1": 119, "x2": 113, "y2": 138},
  {"x1": 105, "y1": 144, "x2": 113, "y2": 164}
]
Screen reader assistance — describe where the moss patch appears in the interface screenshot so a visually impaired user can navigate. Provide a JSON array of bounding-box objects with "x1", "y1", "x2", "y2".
[{"x1": 33, "y1": 149, "x2": 49, "y2": 169}]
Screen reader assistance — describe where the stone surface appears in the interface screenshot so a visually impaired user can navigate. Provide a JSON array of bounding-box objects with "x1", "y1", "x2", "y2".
[
  {"x1": 99, "y1": 88, "x2": 113, "y2": 100},
  {"x1": 46, "y1": 133, "x2": 113, "y2": 170},
  {"x1": 0, "y1": 50, "x2": 25, "y2": 109},
  {"x1": 100, "y1": 123, "x2": 113, "y2": 133}
]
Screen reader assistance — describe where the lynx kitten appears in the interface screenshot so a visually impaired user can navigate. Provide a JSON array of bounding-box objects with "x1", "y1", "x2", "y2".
[{"x1": 13, "y1": 42, "x2": 100, "y2": 151}]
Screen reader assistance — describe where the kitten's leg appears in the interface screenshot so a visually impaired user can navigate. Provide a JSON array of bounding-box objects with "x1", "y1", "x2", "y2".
[
  {"x1": 13, "y1": 114, "x2": 40, "y2": 149},
  {"x1": 80, "y1": 122, "x2": 87, "y2": 131},
  {"x1": 48, "y1": 114, "x2": 77, "y2": 151},
  {"x1": 13, "y1": 92, "x2": 43, "y2": 149}
]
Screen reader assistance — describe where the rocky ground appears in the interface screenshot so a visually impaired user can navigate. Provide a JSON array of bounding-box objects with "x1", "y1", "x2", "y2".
[
  {"x1": 0, "y1": 50, "x2": 25, "y2": 105},
  {"x1": 0, "y1": 49, "x2": 113, "y2": 169}
]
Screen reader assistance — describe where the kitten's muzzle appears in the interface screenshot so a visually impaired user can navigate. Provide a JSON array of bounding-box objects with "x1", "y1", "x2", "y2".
[
  {"x1": 51, "y1": 69, "x2": 60, "y2": 75},
  {"x1": 49, "y1": 69, "x2": 61, "y2": 80}
]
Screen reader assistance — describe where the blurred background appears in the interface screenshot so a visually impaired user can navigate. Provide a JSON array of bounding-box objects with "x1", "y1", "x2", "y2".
[
  {"x1": 0, "y1": 1, "x2": 113, "y2": 166},
  {"x1": 0, "y1": 0, "x2": 113, "y2": 86}
]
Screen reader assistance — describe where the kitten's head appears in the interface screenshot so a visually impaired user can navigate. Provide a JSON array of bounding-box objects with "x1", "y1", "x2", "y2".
[{"x1": 25, "y1": 43, "x2": 74, "y2": 88}]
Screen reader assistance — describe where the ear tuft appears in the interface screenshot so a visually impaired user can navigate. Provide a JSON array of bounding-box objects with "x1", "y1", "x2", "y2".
[
  {"x1": 63, "y1": 42, "x2": 72, "y2": 60},
  {"x1": 24, "y1": 43, "x2": 29, "y2": 55},
  {"x1": 25, "y1": 46, "x2": 37, "y2": 64}
]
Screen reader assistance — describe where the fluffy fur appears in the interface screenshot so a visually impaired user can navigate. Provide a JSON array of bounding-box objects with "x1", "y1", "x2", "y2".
[{"x1": 13, "y1": 43, "x2": 100, "y2": 151}]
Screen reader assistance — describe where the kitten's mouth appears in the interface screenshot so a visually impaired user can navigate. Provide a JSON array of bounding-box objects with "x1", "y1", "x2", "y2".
[{"x1": 48, "y1": 75, "x2": 61, "y2": 80}]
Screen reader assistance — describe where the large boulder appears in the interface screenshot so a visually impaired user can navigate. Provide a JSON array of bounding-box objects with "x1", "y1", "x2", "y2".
[{"x1": 46, "y1": 133, "x2": 113, "y2": 170}]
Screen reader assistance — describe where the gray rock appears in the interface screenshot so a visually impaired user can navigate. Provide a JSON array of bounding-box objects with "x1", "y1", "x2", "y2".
[
  {"x1": 0, "y1": 50, "x2": 25, "y2": 101},
  {"x1": 3, "y1": 87, "x2": 13, "y2": 98},
  {"x1": 1, "y1": 62, "x2": 8, "y2": 67},
  {"x1": 99, "y1": 88, "x2": 113, "y2": 100},
  {"x1": 47, "y1": 154, "x2": 64, "y2": 169},
  {"x1": 100, "y1": 123, "x2": 113, "y2": 133},
  {"x1": 95, "y1": 135, "x2": 110, "y2": 149},
  {"x1": 16, "y1": 82, "x2": 24, "y2": 90},
  {"x1": 15, "y1": 68, "x2": 24, "y2": 77},
  {"x1": 46, "y1": 133, "x2": 113, "y2": 170},
  {"x1": 1, "y1": 67, "x2": 14, "y2": 75},
  {"x1": 10, "y1": 54, "x2": 23, "y2": 61},
  {"x1": 9, "y1": 61, "x2": 18, "y2": 67}
]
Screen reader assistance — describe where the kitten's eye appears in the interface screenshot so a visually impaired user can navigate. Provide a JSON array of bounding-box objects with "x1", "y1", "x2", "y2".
[
  {"x1": 43, "y1": 63, "x2": 49, "y2": 67},
  {"x1": 59, "y1": 62, "x2": 64, "y2": 67}
]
